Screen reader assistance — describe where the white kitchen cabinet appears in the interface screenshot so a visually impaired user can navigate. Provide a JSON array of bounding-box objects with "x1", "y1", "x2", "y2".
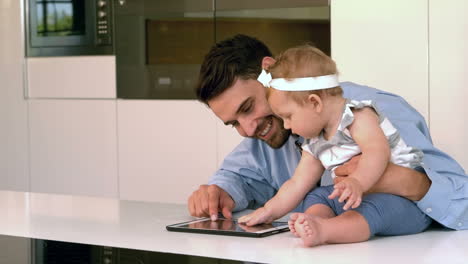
[
  {"x1": 0, "y1": 0, "x2": 30, "y2": 191},
  {"x1": 28, "y1": 100, "x2": 118, "y2": 197},
  {"x1": 26, "y1": 56, "x2": 116, "y2": 99},
  {"x1": 331, "y1": 0, "x2": 429, "y2": 120},
  {"x1": 117, "y1": 100, "x2": 217, "y2": 204},
  {"x1": 429, "y1": 0, "x2": 468, "y2": 169}
]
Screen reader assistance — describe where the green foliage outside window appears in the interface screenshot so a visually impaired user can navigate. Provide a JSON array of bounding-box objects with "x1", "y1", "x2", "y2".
[{"x1": 37, "y1": 10, "x2": 78, "y2": 36}]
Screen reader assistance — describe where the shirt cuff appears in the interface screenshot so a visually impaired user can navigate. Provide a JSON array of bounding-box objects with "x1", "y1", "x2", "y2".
[{"x1": 416, "y1": 164, "x2": 452, "y2": 226}]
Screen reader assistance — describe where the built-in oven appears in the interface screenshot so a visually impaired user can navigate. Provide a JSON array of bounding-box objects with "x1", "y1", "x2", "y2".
[
  {"x1": 33, "y1": 240, "x2": 117, "y2": 264},
  {"x1": 25, "y1": 0, "x2": 114, "y2": 56},
  {"x1": 114, "y1": 0, "x2": 330, "y2": 100},
  {"x1": 31, "y1": 238, "x2": 244, "y2": 264}
]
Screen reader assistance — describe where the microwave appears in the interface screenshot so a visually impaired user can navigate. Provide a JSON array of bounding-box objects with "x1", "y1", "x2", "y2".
[{"x1": 25, "y1": 0, "x2": 114, "y2": 57}]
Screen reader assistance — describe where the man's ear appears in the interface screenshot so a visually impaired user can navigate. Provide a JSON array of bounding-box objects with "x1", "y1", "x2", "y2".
[
  {"x1": 307, "y1": 94, "x2": 323, "y2": 113},
  {"x1": 262, "y1": 56, "x2": 276, "y2": 71}
]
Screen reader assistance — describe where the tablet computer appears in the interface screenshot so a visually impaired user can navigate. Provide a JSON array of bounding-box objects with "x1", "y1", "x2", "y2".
[{"x1": 166, "y1": 218, "x2": 290, "y2": 237}]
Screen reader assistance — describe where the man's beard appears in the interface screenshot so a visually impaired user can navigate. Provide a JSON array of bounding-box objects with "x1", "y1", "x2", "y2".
[{"x1": 262, "y1": 116, "x2": 291, "y2": 149}]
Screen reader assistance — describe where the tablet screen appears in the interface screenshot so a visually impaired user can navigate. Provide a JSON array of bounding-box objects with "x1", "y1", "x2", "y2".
[{"x1": 167, "y1": 218, "x2": 289, "y2": 237}]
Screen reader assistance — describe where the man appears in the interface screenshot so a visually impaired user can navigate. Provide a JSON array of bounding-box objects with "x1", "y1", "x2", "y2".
[{"x1": 189, "y1": 34, "x2": 468, "y2": 230}]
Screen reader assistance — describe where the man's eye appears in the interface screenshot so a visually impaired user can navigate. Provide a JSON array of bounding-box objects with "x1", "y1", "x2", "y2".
[{"x1": 242, "y1": 104, "x2": 253, "y2": 113}]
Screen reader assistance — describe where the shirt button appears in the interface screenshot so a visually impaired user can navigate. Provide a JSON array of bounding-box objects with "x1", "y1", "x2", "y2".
[
  {"x1": 425, "y1": 208, "x2": 432, "y2": 213},
  {"x1": 458, "y1": 222, "x2": 463, "y2": 227}
]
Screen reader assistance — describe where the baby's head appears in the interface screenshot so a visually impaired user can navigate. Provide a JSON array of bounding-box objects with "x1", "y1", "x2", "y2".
[
  {"x1": 266, "y1": 45, "x2": 342, "y2": 138},
  {"x1": 267, "y1": 44, "x2": 342, "y2": 105}
]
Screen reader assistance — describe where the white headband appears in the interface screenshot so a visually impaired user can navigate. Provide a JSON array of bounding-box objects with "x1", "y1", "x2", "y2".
[
  {"x1": 270, "y1": 74, "x2": 339, "y2": 91},
  {"x1": 257, "y1": 69, "x2": 339, "y2": 91},
  {"x1": 257, "y1": 69, "x2": 272, "y2": 87}
]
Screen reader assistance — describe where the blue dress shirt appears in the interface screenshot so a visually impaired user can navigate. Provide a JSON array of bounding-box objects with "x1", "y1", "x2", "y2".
[{"x1": 208, "y1": 82, "x2": 468, "y2": 230}]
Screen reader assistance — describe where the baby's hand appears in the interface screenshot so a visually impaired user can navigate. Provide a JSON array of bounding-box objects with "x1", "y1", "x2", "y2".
[
  {"x1": 238, "y1": 207, "x2": 274, "y2": 226},
  {"x1": 328, "y1": 177, "x2": 363, "y2": 210}
]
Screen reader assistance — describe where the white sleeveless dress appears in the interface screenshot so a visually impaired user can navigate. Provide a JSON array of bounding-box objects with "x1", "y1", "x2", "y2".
[{"x1": 302, "y1": 99, "x2": 424, "y2": 178}]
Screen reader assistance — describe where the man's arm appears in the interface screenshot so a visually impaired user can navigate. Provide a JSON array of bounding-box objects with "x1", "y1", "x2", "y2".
[
  {"x1": 188, "y1": 136, "x2": 301, "y2": 219},
  {"x1": 342, "y1": 82, "x2": 468, "y2": 230},
  {"x1": 334, "y1": 155, "x2": 431, "y2": 201}
]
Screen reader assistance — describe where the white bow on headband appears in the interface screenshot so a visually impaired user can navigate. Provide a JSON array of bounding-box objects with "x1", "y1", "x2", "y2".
[{"x1": 257, "y1": 69, "x2": 339, "y2": 91}]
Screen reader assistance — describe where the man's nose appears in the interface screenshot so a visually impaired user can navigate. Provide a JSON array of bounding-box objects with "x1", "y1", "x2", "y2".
[{"x1": 238, "y1": 116, "x2": 258, "y2": 137}]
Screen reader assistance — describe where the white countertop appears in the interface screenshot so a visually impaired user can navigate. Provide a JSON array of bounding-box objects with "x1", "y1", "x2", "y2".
[{"x1": 1, "y1": 190, "x2": 467, "y2": 264}]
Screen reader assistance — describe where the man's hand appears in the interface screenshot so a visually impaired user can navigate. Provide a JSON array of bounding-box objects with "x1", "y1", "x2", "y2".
[
  {"x1": 188, "y1": 184, "x2": 235, "y2": 221},
  {"x1": 333, "y1": 155, "x2": 360, "y2": 178},
  {"x1": 334, "y1": 155, "x2": 431, "y2": 201}
]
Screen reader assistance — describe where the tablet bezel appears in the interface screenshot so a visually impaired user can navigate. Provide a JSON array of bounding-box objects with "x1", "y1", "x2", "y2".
[{"x1": 166, "y1": 218, "x2": 290, "y2": 238}]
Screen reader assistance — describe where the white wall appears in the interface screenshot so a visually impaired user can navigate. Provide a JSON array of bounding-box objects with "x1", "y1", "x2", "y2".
[
  {"x1": 428, "y1": 0, "x2": 468, "y2": 169},
  {"x1": 0, "y1": 0, "x2": 30, "y2": 191},
  {"x1": 331, "y1": 0, "x2": 468, "y2": 171},
  {"x1": 331, "y1": 0, "x2": 429, "y2": 120}
]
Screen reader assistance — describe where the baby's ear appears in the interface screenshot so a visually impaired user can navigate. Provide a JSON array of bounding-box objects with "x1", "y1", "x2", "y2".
[
  {"x1": 307, "y1": 94, "x2": 323, "y2": 113},
  {"x1": 262, "y1": 56, "x2": 276, "y2": 70}
]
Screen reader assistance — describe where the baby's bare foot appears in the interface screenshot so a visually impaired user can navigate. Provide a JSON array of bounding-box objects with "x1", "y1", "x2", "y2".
[
  {"x1": 293, "y1": 213, "x2": 326, "y2": 247},
  {"x1": 288, "y1": 220, "x2": 299, "y2": 237},
  {"x1": 288, "y1": 213, "x2": 302, "y2": 237}
]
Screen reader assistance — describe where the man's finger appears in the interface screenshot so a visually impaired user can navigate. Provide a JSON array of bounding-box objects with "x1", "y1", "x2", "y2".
[
  {"x1": 198, "y1": 188, "x2": 210, "y2": 216},
  {"x1": 334, "y1": 155, "x2": 361, "y2": 176},
  {"x1": 190, "y1": 190, "x2": 206, "y2": 217},
  {"x1": 188, "y1": 195, "x2": 196, "y2": 216},
  {"x1": 220, "y1": 191, "x2": 234, "y2": 219},
  {"x1": 222, "y1": 206, "x2": 233, "y2": 219},
  {"x1": 333, "y1": 165, "x2": 350, "y2": 177},
  {"x1": 207, "y1": 186, "x2": 221, "y2": 221}
]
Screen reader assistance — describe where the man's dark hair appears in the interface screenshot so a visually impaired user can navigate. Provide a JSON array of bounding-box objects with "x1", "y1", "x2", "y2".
[{"x1": 195, "y1": 34, "x2": 273, "y2": 105}]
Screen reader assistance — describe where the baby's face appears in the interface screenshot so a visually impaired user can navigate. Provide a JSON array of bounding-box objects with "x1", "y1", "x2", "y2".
[{"x1": 268, "y1": 91, "x2": 323, "y2": 139}]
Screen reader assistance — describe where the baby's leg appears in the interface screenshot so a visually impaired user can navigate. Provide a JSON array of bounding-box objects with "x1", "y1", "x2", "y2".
[
  {"x1": 295, "y1": 192, "x2": 433, "y2": 247},
  {"x1": 354, "y1": 193, "x2": 432, "y2": 236}
]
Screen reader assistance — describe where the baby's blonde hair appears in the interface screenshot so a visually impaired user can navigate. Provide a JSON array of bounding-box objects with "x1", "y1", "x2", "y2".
[{"x1": 268, "y1": 44, "x2": 342, "y2": 104}]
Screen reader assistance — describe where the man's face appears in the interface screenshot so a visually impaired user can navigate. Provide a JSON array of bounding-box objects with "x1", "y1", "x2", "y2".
[{"x1": 208, "y1": 78, "x2": 291, "y2": 148}]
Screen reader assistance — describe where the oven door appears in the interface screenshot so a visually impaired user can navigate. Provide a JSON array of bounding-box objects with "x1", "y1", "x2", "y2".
[{"x1": 33, "y1": 239, "x2": 116, "y2": 264}]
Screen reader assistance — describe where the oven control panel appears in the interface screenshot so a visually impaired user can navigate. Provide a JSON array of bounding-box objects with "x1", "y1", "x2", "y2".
[{"x1": 96, "y1": 0, "x2": 112, "y2": 45}]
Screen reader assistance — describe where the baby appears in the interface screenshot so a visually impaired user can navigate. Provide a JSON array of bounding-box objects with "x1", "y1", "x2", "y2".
[{"x1": 239, "y1": 44, "x2": 431, "y2": 246}]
